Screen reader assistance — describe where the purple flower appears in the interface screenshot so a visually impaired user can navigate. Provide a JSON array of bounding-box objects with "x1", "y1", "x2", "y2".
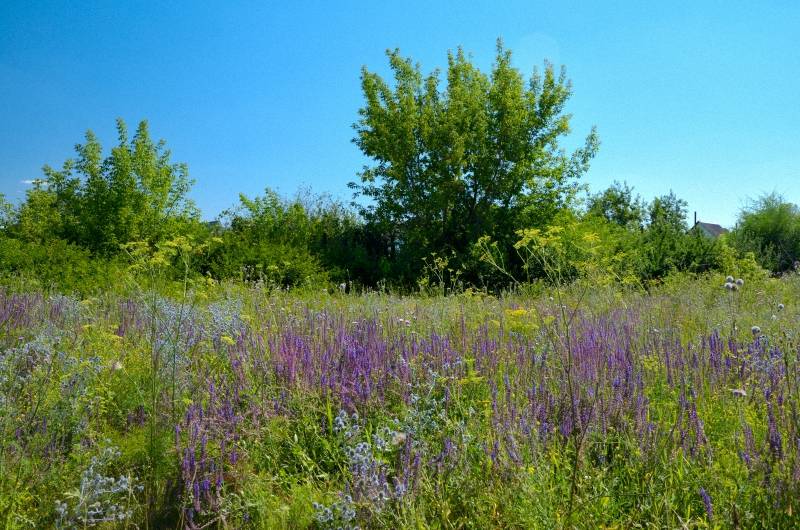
[{"x1": 698, "y1": 487, "x2": 712, "y2": 520}]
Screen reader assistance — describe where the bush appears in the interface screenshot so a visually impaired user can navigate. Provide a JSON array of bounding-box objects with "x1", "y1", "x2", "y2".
[{"x1": 0, "y1": 236, "x2": 127, "y2": 293}]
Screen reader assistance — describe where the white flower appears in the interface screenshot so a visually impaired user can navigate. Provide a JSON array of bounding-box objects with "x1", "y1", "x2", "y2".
[{"x1": 730, "y1": 388, "x2": 747, "y2": 398}]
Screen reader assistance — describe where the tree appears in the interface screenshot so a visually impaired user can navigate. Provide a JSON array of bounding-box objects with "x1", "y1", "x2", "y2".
[
  {"x1": 0, "y1": 193, "x2": 13, "y2": 231},
  {"x1": 647, "y1": 190, "x2": 687, "y2": 231},
  {"x1": 586, "y1": 181, "x2": 644, "y2": 229},
  {"x1": 730, "y1": 193, "x2": 800, "y2": 273},
  {"x1": 638, "y1": 191, "x2": 693, "y2": 279},
  {"x1": 11, "y1": 119, "x2": 197, "y2": 253},
  {"x1": 351, "y1": 41, "x2": 599, "y2": 282}
]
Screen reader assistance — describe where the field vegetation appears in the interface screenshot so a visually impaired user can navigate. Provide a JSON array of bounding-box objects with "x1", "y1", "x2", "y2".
[{"x1": 2, "y1": 266, "x2": 800, "y2": 528}]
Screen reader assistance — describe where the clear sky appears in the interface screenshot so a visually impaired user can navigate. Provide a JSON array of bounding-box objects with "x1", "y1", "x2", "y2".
[{"x1": 1, "y1": 1, "x2": 798, "y2": 227}]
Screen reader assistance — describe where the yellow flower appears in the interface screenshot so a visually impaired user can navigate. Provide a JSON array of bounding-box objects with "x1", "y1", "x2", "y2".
[{"x1": 221, "y1": 335, "x2": 236, "y2": 346}]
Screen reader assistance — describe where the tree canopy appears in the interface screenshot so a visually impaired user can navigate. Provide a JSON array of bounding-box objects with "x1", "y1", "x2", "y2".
[
  {"x1": 587, "y1": 181, "x2": 644, "y2": 229},
  {"x1": 351, "y1": 42, "x2": 599, "y2": 282},
  {"x1": 730, "y1": 193, "x2": 800, "y2": 273},
  {"x1": 13, "y1": 119, "x2": 196, "y2": 253}
]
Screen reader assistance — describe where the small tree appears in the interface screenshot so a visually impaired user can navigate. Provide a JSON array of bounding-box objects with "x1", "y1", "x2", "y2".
[{"x1": 636, "y1": 191, "x2": 689, "y2": 279}]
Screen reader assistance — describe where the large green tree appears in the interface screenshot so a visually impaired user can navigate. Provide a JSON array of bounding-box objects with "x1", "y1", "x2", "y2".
[{"x1": 351, "y1": 42, "x2": 599, "y2": 282}]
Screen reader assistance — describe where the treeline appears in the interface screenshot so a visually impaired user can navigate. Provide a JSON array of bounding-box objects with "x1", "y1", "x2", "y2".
[{"x1": 1, "y1": 44, "x2": 797, "y2": 292}]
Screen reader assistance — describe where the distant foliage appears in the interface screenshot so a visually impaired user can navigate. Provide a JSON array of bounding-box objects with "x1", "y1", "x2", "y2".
[
  {"x1": 199, "y1": 189, "x2": 374, "y2": 287},
  {"x1": 586, "y1": 181, "x2": 645, "y2": 229},
  {"x1": 0, "y1": 235, "x2": 125, "y2": 293},
  {"x1": 730, "y1": 193, "x2": 800, "y2": 273}
]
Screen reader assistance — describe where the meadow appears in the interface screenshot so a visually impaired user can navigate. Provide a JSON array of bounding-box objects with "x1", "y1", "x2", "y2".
[{"x1": 1, "y1": 268, "x2": 799, "y2": 529}]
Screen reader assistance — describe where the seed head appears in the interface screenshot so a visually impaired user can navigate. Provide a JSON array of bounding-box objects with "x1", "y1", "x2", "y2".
[
  {"x1": 725, "y1": 275, "x2": 734, "y2": 283},
  {"x1": 751, "y1": 325, "x2": 761, "y2": 336},
  {"x1": 778, "y1": 303, "x2": 785, "y2": 311},
  {"x1": 735, "y1": 278, "x2": 744, "y2": 286}
]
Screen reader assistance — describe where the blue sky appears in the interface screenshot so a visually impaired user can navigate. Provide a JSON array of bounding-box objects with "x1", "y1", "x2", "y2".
[{"x1": 1, "y1": 1, "x2": 798, "y2": 226}]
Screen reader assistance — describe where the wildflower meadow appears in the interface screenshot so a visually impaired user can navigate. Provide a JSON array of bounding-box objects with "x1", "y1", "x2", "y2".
[{"x1": 1, "y1": 265, "x2": 799, "y2": 529}]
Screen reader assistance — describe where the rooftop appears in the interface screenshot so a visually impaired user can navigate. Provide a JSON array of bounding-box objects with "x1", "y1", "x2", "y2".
[{"x1": 691, "y1": 221, "x2": 729, "y2": 238}]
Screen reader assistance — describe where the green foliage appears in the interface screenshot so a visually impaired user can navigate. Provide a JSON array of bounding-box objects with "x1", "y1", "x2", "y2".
[
  {"x1": 9, "y1": 119, "x2": 197, "y2": 254},
  {"x1": 2, "y1": 46, "x2": 793, "y2": 291},
  {"x1": 0, "y1": 236, "x2": 127, "y2": 293},
  {"x1": 200, "y1": 189, "x2": 345, "y2": 287},
  {"x1": 416, "y1": 251, "x2": 465, "y2": 296},
  {"x1": 586, "y1": 181, "x2": 645, "y2": 229},
  {"x1": 351, "y1": 41, "x2": 599, "y2": 283},
  {"x1": 0, "y1": 194, "x2": 16, "y2": 231},
  {"x1": 730, "y1": 193, "x2": 800, "y2": 273},
  {"x1": 648, "y1": 190, "x2": 688, "y2": 231},
  {"x1": 478, "y1": 211, "x2": 640, "y2": 288}
]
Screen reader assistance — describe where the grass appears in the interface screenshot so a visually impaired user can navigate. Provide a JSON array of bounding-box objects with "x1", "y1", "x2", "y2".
[{"x1": 0, "y1": 271, "x2": 799, "y2": 528}]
